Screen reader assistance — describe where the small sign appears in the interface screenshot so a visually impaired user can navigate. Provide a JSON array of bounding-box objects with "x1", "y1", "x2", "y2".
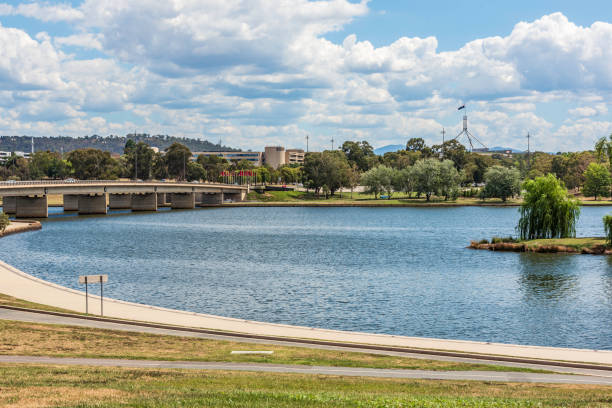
[{"x1": 79, "y1": 274, "x2": 108, "y2": 284}]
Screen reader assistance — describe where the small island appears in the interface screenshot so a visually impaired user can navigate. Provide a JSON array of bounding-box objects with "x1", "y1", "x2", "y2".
[
  {"x1": 470, "y1": 237, "x2": 611, "y2": 255},
  {"x1": 470, "y1": 174, "x2": 612, "y2": 255}
]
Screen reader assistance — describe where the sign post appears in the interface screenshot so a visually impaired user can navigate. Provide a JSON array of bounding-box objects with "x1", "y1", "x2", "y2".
[{"x1": 78, "y1": 274, "x2": 108, "y2": 316}]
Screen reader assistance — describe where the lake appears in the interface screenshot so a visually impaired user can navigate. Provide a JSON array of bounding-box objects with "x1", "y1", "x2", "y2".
[{"x1": 1, "y1": 205, "x2": 611, "y2": 349}]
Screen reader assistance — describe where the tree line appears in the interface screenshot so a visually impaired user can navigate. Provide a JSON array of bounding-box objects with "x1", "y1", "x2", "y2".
[{"x1": 2, "y1": 134, "x2": 612, "y2": 204}]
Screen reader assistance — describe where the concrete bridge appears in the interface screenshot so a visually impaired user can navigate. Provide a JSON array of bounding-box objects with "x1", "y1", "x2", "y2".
[{"x1": 0, "y1": 180, "x2": 248, "y2": 218}]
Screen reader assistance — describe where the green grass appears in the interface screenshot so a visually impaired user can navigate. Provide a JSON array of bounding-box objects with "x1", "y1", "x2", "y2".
[
  {"x1": 0, "y1": 319, "x2": 550, "y2": 373},
  {"x1": 245, "y1": 190, "x2": 518, "y2": 206},
  {"x1": 0, "y1": 365, "x2": 609, "y2": 407},
  {"x1": 521, "y1": 237, "x2": 607, "y2": 250}
]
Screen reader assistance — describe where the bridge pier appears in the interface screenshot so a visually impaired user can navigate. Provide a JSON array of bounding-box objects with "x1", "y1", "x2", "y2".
[
  {"x1": 156, "y1": 193, "x2": 169, "y2": 206},
  {"x1": 63, "y1": 194, "x2": 79, "y2": 211},
  {"x1": 109, "y1": 193, "x2": 132, "y2": 209},
  {"x1": 224, "y1": 191, "x2": 246, "y2": 202},
  {"x1": 2, "y1": 196, "x2": 16, "y2": 214},
  {"x1": 199, "y1": 192, "x2": 224, "y2": 205},
  {"x1": 171, "y1": 193, "x2": 195, "y2": 209},
  {"x1": 16, "y1": 196, "x2": 48, "y2": 218},
  {"x1": 78, "y1": 194, "x2": 107, "y2": 215},
  {"x1": 132, "y1": 193, "x2": 157, "y2": 211}
]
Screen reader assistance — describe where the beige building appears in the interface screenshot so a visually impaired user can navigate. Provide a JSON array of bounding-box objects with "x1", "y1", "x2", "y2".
[
  {"x1": 285, "y1": 149, "x2": 305, "y2": 165},
  {"x1": 263, "y1": 146, "x2": 306, "y2": 168},
  {"x1": 193, "y1": 151, "x2": 263, "y2": 166},
  {"x1": 264, "y1": 146, "x2": 286, "y2": 169}
]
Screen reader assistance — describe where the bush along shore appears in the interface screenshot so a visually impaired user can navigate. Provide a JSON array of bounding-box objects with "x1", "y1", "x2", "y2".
[{"x1": 469, "y1": 237, "x2": 611, "y2": 255}]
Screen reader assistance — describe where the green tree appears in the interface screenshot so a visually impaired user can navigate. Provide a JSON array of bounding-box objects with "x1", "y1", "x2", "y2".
[
  {"x1": 66, "y1": 149, "x2": 118, "y2": 180},
  {"x1": 186, "y1": 162, "x2": 206, "y2": 182},
  {"x1": 302, "y1": 151, "x2": 350, "y2": 196},
  {"x1": 412, "y1": 158, "x2": 439, "y2": 201},
  {"x1": 124, "y1": 140, "x2": 154, "y2": 180},
  {"x1": 392, "y1": 167, "x2": 414, "y2": 197},
  {"x1": 411, "y1": 158, "x2": 460, "y2": 201},
  {"x1": 361, "y1": 165, "x2": 395, "y2": 199},
  {"x1": 582, "y1": 162, "x2": 611, "y2": 200},
  {"x1": 436, "y1": 159, "x2": 461, "y2": 200},
  {"x1": 165, "y1": 143, "x2": 192, "y2": 181},
  {"x1": 341, "y1": 141, "x2": 378, "y2": 172},
  {"x1": 604, "y1": 214, "x2": 612, "y2": 246},
  {"x1": 482, "y1": 166, "x2": 521, "y2": 202},
  {"x1": 3, "y1": 154, "x2": 30, "y2": 180},
  {"x1": 0, "y1": 212, "x2": 9, "y2": 233},
  {"x1": 29, "y1": 151, "x2": 70, "y2": 179},
  {"x1": 152, "y1": 152, "x2": 168, "y2": 179},
  {"x1": 346, "y1": 164, "x2": 360, "y2": 198},
  {"x1": 196, "y1": 154, "x2": 229, "y2": 182},
  {"x1": 595, "y1": 134, "x2": 612, "y2": 165},
  {"x1": 517, "y1": 174, "x2": 580, "y2": 240}
]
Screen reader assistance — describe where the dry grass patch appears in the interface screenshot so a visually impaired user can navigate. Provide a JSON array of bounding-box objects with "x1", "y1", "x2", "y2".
[
  {"x1": 0, "y1": 364, "x2": 610, "y2": 408},
  {"x1": 0, "y1": 320, "x2": 549, "y2": 372}
]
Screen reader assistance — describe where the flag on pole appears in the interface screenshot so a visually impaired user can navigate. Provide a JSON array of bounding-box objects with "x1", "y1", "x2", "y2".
[{"x1": 458, "y1": 105, "x2": 466, "y2": 110}]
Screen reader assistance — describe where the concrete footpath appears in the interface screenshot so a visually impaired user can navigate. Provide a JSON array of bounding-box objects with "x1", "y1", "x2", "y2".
[
  {"x1": 2, "y1": 355, "x2": 611, "y2": 385},
  {"x1": 1, "y1": 259, "x2": 611, "y2": 366}
]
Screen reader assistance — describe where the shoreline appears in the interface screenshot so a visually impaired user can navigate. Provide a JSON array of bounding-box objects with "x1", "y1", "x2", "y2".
[
  {"x1": 0, "y1": 220, "x2": 41, "y2": 238},
  {"x1": 469, "y1": 238, "x2": 611, "y2": 255},
  {"x1": 0, "y1": 258, "x2": 611, "y2": 365}
]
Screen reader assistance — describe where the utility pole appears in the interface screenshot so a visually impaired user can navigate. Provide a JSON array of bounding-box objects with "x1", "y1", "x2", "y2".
[
  {"x1": 134, "y1": 144, "x2": 138, "y2": 180},
  {"x1": 331, "y1": 137, "x2": 334, "y2": 150},
  {"x1": 306, "y1": 135, "x2": 309, "y2": 153},
  {"x1": 441, "y1": 128, "x2": 446, "y2": 158},
  {"x1": 31, "y1": 137, "x2": 34, "y2": 154},
  {"x1": 526, "y1": 132, "x2": 531, "y2": 172}
]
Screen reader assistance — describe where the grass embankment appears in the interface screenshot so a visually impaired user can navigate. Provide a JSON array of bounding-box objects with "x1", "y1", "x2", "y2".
[
  {"x1": 470, "y1": 237, "x2": 610, "y2": 254},
  {"x1": 1, "y1": 365, "x2": 610, "y2": 408},
  {"x1": 0, "y1": 294, "x2": 544, "y2": 372},
  {"x1": 245, "y1": 190, "x2": 519, "y2": 206}
]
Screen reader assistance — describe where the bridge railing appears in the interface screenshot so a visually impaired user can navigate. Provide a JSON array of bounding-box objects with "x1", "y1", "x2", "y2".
[{"x1": 0, "y1": 180, "x2": 248, "y2": 187}]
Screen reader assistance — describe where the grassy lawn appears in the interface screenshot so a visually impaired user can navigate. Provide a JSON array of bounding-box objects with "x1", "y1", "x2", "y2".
[
  {"x1": 0, "y1": 365, "x2": 609, "y2": 408},
  {"x1": 245, "y1": 190, "x2": 518, "y2": 206},
  {"x1": 0, "y1": 319, "x2": 550, "y2": 373},
  {"x1": 521, "y1": 237, "x2": 608, "y2": 250}
]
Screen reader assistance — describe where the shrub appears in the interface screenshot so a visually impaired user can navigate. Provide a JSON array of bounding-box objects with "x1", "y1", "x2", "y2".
[
  {"x1": 491, "y1": 236, "x2": 517, "y2": 244},
  {"x1": 478, "y1": 239, "x2": 489, "y2": 244},
  {"x1": 0, "y1": 212, "x2": 9, "y2": 233},
  {"x1": 604, "y1": 215, "x2": 612, "y2": 246}
]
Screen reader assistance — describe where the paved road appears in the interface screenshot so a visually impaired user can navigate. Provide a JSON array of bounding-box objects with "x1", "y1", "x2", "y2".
[
  {"x1": 1, "y1": 355, "x2": 611, "y2": 385},
  {"x1": 2, "y1": 307, "x2": 612, "y2": 380}
]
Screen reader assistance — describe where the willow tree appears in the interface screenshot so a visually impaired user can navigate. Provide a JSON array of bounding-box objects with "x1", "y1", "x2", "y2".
[{"x1": 517, "y1": 174, "x2": 580, "y2": 240}]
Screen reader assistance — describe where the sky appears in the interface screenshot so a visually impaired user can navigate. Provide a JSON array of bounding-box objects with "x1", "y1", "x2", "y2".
[{"x1": 0, "y1": 1, "x2": 611, "y2": 152}]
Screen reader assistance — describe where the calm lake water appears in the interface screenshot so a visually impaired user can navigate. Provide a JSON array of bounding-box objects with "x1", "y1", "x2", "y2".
[{"x1": 2, "y1": 206, "x2": 611, "y2": 349}]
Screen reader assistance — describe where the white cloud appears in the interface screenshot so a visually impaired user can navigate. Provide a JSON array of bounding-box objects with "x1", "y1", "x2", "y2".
[
  {"x1": 54, "y1": 33, "x2": 103, "y2": 51},
  {"x1": 0, "y1": 4, "x2": 611, "y2": 152},
  {"x1": 0, "y1": 2, "x2": 84, "y2": 22}
]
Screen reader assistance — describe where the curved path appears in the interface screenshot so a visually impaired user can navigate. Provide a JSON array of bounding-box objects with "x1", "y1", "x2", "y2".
[
  {"x1": 1, "y1": 259, "x2": 612, "y2": 366},
  {"x1": 1, "y1": 355, "x2": 611, "y2": 385}
]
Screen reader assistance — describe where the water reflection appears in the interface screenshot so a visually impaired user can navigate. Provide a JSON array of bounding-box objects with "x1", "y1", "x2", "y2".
[{"x1": 517, "y1": 253, "x2": 579, "y2": 301}]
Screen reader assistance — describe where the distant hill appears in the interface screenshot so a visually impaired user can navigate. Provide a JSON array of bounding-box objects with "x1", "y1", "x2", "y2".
[
  {"x1": 374, "y1": 144, "x2": 405, "y2": 155},
  {"x1": 0, "y1": 134, "x2": 238, "y2": 155}
]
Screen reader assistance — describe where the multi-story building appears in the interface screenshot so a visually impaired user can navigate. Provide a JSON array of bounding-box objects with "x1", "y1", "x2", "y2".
[
  {"x1": 285, "y1": 149, "x2": 305, "y2": 165},
  {"x1": 193, "y1": 151, "x2": 263, "y2": 166},
  {"x1": 0, "y1": 151, "x2": 31, "y2": 164}
]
